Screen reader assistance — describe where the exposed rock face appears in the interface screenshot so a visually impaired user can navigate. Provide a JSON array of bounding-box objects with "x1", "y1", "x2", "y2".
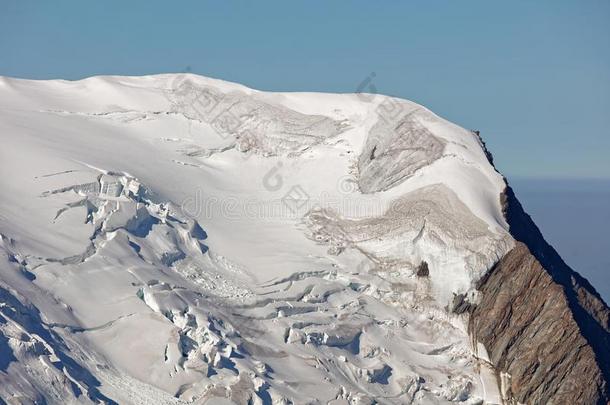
[
  {"x1": 466, "y1": 144, "x2": 610, "y2": 404},
  {"x1": 416, "y1": 261, "x2": 429, "y2": 277},
  {"x1": 470, "y1": 242, "x2": 608, "y2": 404}
]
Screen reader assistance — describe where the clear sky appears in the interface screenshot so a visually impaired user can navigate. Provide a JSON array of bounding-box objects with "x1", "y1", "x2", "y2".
[{"x1": 1, "y1": 0, "x2": 609, "y2": 179}]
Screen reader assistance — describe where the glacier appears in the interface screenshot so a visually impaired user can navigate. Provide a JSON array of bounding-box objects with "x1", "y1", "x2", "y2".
[{"x1": 0, "y1": 74, "x2": 607, "y2": 404}]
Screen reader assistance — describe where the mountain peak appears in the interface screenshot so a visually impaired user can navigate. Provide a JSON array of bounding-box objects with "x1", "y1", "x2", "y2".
[{"x1": 0, "y1": 74, "x2": 607, "y2": 404}]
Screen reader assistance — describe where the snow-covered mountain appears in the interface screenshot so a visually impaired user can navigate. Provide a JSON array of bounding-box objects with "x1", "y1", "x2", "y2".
[{"x1": 0, "y1": 74, "x2": 607, "y2": 404}]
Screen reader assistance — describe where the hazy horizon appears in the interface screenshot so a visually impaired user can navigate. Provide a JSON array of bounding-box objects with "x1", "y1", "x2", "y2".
[{"x1": 511, "y1": 177, "x2": 610, "y2": 303}]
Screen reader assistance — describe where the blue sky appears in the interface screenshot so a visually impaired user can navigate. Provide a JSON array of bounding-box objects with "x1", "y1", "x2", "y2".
[{"x1": 1, "y1": 1, "x2": 609, "y2": 179}]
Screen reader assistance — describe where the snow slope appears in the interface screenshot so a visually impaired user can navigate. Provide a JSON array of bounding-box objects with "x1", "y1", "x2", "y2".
[{"x1": 0, "y1": 74, "x2": 514, "y2": 404}]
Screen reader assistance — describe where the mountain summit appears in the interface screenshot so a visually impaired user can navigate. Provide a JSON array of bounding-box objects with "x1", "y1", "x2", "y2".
[{"x1": 0, "y1": 74, "x2": 607, "y2": 404}]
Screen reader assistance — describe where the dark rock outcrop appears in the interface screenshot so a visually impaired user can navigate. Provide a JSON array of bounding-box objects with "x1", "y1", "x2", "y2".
[
  {"x1": 470, "y1": 242, "x2": 608, "y2": 404},
  {"x1": 416, "y1": 261, "x2": 429, "y2": 277},
  {"x1": 468, "y1": 133, "x2": 609, "y2": 404}
]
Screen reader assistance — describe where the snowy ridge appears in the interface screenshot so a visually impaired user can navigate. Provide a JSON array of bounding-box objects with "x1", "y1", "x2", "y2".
[{"x1": 0, "y1": 73, "x2": 513, "y2": 404}]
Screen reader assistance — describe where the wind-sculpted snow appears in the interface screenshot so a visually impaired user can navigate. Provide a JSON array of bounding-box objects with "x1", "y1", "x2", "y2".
[
  {"x1": 358, "y1": 109, "x2": 446, "y2": 193},
  {"x1": 0, "y1": 73, "x2": 520, "y2": 404},
  {"x1": 306, "y1": 184, "x2": 513, "y2": 303},
  {"x1": 166, "y1": 76, "x2": 350, "y2": 156}
]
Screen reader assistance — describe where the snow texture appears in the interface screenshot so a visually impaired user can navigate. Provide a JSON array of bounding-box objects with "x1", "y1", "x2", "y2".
[{"x1": 0, "y1": 73, "x2": 513, "y2": 404}]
